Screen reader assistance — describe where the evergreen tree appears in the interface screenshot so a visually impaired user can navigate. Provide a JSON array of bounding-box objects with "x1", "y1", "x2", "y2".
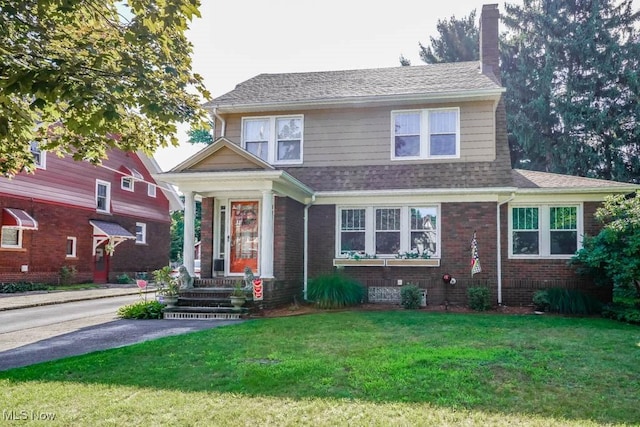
[
  {"x1": 418, "y1": 10, "x2": 479, "y2": 64},
  {"x1": 502, "y1": 0, "x2": 640, "y2": 181}
]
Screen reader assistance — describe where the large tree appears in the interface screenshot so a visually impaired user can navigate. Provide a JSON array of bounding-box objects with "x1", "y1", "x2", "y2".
[
  {"x1": 501, "y1": 0, "x2": 640, "y2": 181},
  {"x1": 0, "y1": 0, "x2": 210, "y2": 176},
  {"x1": 401, "y1": 10, "x2": 478, "y2": 66}
]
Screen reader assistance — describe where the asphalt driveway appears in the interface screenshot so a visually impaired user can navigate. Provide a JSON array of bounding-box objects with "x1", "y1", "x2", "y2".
[{"x1": 0, "y1": 318, "x2": 240, "y2": 371}]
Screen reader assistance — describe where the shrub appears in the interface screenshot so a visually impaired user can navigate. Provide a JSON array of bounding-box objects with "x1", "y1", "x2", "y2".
[
  {"x1": 308, "y1": 273, "x2": 364, "y2": 309},
  {"x1": 59, "y1": 265, "x2": 77, "y2": 285},
  {"x1": 0, "y1": 282, "x2": 49, "y2": 293},
  {"x1": 543, "y1": 288, "x2": 602, "y2": 315},
  {"x1": 116, "y1": 273, "x2": 132, "y2": 284},
  {"x1": 602, "y1": 302, "x2": 640, "y2": 324},
  {"x1": 533, "y1": 290, "x2": 550, "y2": 311},
  {"x1": 400, "y1": 284, "x2": 422, "y2": 309},
  {"x1": 117, "y1": 300, "x2": 165, "y2": 319},
  {"x1": 467, "y1": 286, "x2": 492, "y2": 311}
]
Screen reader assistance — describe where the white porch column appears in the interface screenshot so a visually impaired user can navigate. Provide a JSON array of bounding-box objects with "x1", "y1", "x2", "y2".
[
  {"x1": 182, "y1": 190, "x2": 195, "y2": 276},
  {"x1": 260, "y1": 189, "x2": 274, "y2": 278}
]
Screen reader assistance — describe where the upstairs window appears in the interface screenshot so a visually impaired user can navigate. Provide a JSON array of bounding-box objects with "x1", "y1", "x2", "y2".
[
  {"x1": 96, "y1": 180, "x2": 111, "y2": 213},
  {"x1": 30, "y1": 141, "x2": 46, "y2": 169},
  {"x1": 121, "y1": 176, "x2": 134, "y2": 191},
  {"x1": 392, "y1": 108, "x2": 459, "y2": 160},
  {"x1": 242, "y1": 115, "x2": 303, "y2": 164},
  {"x1": 147, "y1": 183, "x2": 156, "y2": 198},
  {"x1": 510, "y1": 204, "x2": 581, "y2": 258}
]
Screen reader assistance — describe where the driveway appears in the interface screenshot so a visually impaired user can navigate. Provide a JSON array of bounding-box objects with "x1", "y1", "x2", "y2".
[{"x1": 0, "y1": 318, "x2": 241, "y2": 371}]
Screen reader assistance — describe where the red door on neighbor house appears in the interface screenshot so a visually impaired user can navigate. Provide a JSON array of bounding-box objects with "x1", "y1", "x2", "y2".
[
  {"x1": 93, "y1": 246, "x2": 109, "y2": 283},
  {"x1": 229, "y1": 201, "x2": 259, "y2": 274}
]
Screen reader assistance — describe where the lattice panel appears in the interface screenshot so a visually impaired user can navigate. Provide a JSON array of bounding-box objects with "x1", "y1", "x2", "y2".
[{"x1": 368, "y1": 287, "x2": 402, "y2": 304}]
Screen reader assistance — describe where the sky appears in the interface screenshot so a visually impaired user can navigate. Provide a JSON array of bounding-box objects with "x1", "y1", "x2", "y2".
[{"x1": 153, "y1": 0, "x2": 507, "y2": 170}]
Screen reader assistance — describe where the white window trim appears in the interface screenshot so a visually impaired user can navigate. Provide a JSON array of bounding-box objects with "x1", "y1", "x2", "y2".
[
  {"x1": 136, "y1": 222, "x2": 147, "y2": 244},
  {"x1": 147, "y1": 183, "x2": 156, "y2": 198},
  {"x1": 241, "y1": 115, "x2": 304, "y2": 165},
  {"x1": 508, "y1": 203, "x2": 583, "y2": 259},
  {"x1": 96, "y1": 179, "x2": 111, "y2": 213},
  {"x1": 390, "y1": 107, "x2": 460, "y2": 160},
  {"x1": 1, "y1": 227, "x2": 22, "y2": 248},
  {"x1": 66, "y1": 236, "x2": 77, "y2": 258},
  {"x1": 30, "y1": 141, "x2": 46, "y2": 169},
  {"x1": 335, "y1": 205, "x2": 441, "y2": 258},
  {"x1": 121, "y1": 176, "x2": 134, "y2": 192}
]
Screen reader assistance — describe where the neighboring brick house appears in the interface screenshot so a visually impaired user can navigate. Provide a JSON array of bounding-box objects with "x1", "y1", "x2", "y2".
[
  {"x1": 0, "y1": 148, "x2": 181, "y2": 284},
  {"x1": 158, "y1": 4, "x2": 637, "y2": 307}
]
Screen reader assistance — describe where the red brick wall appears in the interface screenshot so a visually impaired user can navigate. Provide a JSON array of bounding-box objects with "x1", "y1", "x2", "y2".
[
  {"x1": 306, "y1": 201, "x2": 610, "y2": 307},
  {"x1": 0, "y1": 196, "x2": 169, "y2": 285}
]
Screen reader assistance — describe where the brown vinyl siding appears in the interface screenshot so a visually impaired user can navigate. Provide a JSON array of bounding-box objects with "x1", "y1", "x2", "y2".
[{"x1": 218, "y1": 100, "x2": 496, "y2": 167}]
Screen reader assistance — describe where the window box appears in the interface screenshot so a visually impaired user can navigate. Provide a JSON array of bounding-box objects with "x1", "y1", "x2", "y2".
[
  {"x1": 333, "y1": 258, "x2": 386, "y2": 267},
  {"x1": 385, "y1": 258, "x2": 440, "y2": 267}
]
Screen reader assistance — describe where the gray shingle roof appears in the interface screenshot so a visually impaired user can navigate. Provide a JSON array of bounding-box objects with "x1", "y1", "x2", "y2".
[
  {"x1": 512, "y1": 169, "x2": 635, "y2": 189},
  {"x1": 207, "y1": 62, "x2": 502, "y2": 108}
]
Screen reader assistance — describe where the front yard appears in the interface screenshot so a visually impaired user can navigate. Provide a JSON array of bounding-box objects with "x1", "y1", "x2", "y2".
[{"x1": 1, "y1": 311, "x2": 638, "y2": 426}]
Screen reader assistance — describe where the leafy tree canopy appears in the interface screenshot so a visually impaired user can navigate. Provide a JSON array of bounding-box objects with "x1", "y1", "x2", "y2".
[
  {"x1": 0, "y1": 0, "x2": 210, "y2": 176},
  {"x1": 571, "y1": 193, "x2": 640, "y2": 297},
  {"x1": 187, "y1": 127, "x2": 213, "y2": 145}
]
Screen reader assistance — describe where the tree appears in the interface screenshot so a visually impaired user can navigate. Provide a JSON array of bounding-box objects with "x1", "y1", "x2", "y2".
[
  {"x1": 187, "y1": 126, "x2": 213, "y2": 145},
  {"x1": 571, "y1": 193, "x2": 640, "y2": 298},
  {"x1": 403, "y1": 10, "x2": 478, "y2": 66},
  {"x1": 501, "y1": 0, "x2": 640, "y2": 181},
  {"x1": 0, "y1": 0, "x2": 210, "y2": 176}
]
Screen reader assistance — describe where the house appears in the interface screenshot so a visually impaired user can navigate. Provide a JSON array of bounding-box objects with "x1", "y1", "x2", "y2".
[
  {"x1": 0, "y1": 148, "x2": 181, "y2": 284},
  {"x1": 157, "y1": 4, "x2": 637, "y2": 308}
]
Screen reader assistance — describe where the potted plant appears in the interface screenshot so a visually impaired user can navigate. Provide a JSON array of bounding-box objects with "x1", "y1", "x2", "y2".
[
  {"x1": 229, "y1": 281, "x2": 247, "y2": 311},
  {"x1": 153, "y1": 266, "x2": 180, "y2": 308}
]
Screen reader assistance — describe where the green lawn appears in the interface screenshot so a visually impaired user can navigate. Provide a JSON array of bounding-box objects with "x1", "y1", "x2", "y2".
[{"x1": 1, "y1": 311, "x2": 639, "y2": 426}]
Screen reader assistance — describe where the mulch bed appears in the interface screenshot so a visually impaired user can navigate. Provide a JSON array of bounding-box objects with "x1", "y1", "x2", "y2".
[{"x1": 259, "y1": 302, "x2": 535, "y2": 318}]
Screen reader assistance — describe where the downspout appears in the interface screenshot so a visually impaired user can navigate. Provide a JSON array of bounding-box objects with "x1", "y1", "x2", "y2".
[
  {"x1": 212, "y1": 107, "x2": 226, "y2": 138},
  {"x1": 303, "y1": 194, "x2": 316, "y2": 301},
  {"x1": 497, "y1": 193, "x2": 515, "y2": 305}
]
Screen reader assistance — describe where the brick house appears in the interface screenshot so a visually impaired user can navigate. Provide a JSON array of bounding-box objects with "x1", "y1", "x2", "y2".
[
  {"x1": 0, "y1": 149, "x2": 181, "y2": 284},
  {"x1": 158, "y1": 4, "x2": 637, "y2": 308}
]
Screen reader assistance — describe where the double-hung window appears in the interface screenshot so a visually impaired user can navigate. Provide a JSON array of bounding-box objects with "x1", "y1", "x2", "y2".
[
  {"x1": 121, "y1": 176, "x2": 134, "y2": 191},
  {"x1": 136, "y1": 222, "x2": 147, "y2": 244},
  {"x1": 392, "y1": 108, "x2": 459, "y2": 159},
  {"x1": 96, "y1": 180, "x2": 111, "y2": 213},
  {"x1": 242, "y1": 115, "x2": 303, "y2": 164},
  {"x1": 338, "y1": 206, "x2": 439, "y2": 257},
  {"x1": 510, "y1": 204, "x2": 581, "y2": 258}
]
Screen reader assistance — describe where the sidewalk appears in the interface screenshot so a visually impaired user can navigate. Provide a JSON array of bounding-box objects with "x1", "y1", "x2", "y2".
[{"x1": 0, "y1": 285, "x2": 156, "y2": 311}]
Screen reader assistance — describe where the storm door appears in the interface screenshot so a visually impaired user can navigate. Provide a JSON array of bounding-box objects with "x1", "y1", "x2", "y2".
[{"x1": 229, "y1": 201, "x2": 259, "y2": 274}]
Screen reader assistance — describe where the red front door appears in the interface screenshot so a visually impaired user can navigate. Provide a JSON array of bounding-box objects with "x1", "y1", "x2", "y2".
[
  {"x1": 93, "y1": 247, "x2": 109, "y2": 283},
  {"x1": 229, "y1": 201, "x2": 259, "y2": 274}
]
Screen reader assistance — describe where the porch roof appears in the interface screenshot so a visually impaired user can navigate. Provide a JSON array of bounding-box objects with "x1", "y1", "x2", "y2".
[{"x1": 89, "y1": 220, "x2": 135, "y2": 239}]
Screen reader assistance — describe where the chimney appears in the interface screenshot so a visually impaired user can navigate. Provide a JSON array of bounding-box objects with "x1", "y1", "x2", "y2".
[{"x1": 480, "y1": 4, "x2": 500, "y2": 83}]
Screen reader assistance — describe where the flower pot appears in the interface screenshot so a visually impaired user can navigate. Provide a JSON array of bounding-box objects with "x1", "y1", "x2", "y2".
[
  {"x1": 230, "y1": 295, "x2": 246, "y2": 311},
  {"x1": 162, "y1": 295, "x2": 179, "y2": 308}
]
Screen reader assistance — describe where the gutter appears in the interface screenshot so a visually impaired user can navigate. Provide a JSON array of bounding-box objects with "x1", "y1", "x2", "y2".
[
  {"x1": 303, "y1": 195, "x2": 316, "y2": 301},
  {"x1": 212, "y1": 107, "x2": 226, "y2": 137},
  {"x1": 496, "y1": 193, "x2": 515, "y2": 305}
]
